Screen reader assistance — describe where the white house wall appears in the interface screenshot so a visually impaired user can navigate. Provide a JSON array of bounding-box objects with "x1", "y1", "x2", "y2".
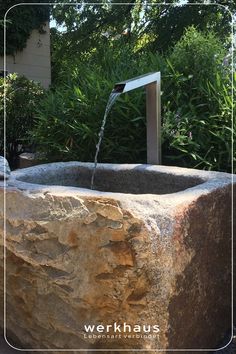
[{"x1": 0, "y1": 22, "x2": 51, "y2": 88}]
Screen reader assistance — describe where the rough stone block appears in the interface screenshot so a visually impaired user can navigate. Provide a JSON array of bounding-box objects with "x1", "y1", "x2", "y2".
[
  {"x1": 0, "y1": 156, "x2": 11, "y2": 180},
  {"x1": 0, "y1": 162, "x2": 234, "y2": 353}
]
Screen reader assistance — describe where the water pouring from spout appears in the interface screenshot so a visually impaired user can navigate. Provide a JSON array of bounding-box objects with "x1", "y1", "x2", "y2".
[
  {"x1": 90, "y1": 90, "x2": 121, "y2": 189},
  {"x1": 90, "y1": 72, "x2": 161, "y2": 190}
]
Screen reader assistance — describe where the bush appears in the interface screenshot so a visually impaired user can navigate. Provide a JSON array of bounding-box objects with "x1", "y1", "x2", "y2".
[
  {"x1": 161, "y1": 27, "x2": 234, "y2": 172},
  {"x1": 161, "y1": 74, "x2": 234, "y2": 172},
  {"x1": 169, "y1": 26, "x2": 225, "y2": 85},
  {"x1": 0, "y1": 73, "x2": 45, "y2": 167},
  {"x1": 31, "y1": 70, "x2": 146, "y2": 163},
  {"x1": 32, "y1": 47, "x2": 165, "y2": 163},
  {"x1": 31, "y1": 27, "x2": 234, "y2": 173}
]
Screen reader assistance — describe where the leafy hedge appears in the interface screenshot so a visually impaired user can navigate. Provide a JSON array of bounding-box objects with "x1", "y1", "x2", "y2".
[
  {"x1": 0, "y1": 74, "x2": 44, "y2": 166},
  {"x1": 31, "y1": 27, "x2": 234, "y2": 173}
]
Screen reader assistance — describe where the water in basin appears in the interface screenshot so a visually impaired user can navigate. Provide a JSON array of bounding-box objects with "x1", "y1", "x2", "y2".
[{"x1": 16, "y1": 163, "x2": 205, "y2": 195}]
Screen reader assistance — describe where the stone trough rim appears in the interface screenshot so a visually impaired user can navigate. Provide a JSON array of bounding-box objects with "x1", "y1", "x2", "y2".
[{"x1": 6, "y1": 161, "x2": 234, "y2": 205}]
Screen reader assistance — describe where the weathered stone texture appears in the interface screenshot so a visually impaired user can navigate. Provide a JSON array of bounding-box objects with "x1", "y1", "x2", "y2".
[
  {"x1": 0, "y1": 191, "x2": 168, "y2": 352},
  {"x1": 0, "y1": 163, "x2": 233, "y2": 353},
  {"x1": 0, "y1": 156, "x2": 11, "y2": 180},
  {"x1": 168, "y1": 186, "x2": 232, "y2": 350}
]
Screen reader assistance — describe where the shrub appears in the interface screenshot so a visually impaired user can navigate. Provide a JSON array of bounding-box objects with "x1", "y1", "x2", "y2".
[
  {"x1": 161, "y1": 74, "x2": 234, "y2": 172},
  {"x1": 169, "y1": 26, "x2": 226, "y2": 85},
  {"x1": 31, "y1": 65, "x2": 147, "y2": 163},
  {"x1": 0, "y1": 73, "x2": 45, "y2": 167},
  {"x1": 32, "y1": 47, "x2": 165, "y2": 163},
  {"x1": 32, "y1": 27, "x2": 234, "y2": 173},
  {"x1": 162, "y1": 27, "x2": 234, "y2": 172}
]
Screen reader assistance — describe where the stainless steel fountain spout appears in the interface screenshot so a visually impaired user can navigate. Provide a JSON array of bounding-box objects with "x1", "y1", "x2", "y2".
[{"x1": 113, "y1": 72, "x2": 161, "y2": 164}]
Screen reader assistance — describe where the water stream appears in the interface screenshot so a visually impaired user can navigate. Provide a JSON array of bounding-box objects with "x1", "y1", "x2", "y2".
[{"x1": 90, "y1": 91, "x2": 121, "y2": 189}]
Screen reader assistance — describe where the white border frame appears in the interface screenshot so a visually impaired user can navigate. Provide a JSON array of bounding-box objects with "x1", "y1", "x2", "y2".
[{"x1": 3, "y1": 2, "x2": 234, "y2": 352}]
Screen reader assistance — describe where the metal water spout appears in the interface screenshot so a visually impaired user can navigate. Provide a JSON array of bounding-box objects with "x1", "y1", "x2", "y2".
[{"x1": 113, "y1": 72, "x2": 161, "y2": 164}]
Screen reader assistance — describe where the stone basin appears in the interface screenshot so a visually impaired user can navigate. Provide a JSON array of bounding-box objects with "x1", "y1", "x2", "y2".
[
  {"x1": 12, "y1": 161, "x2": 205, "y2": 194},
  {"x1": 0, "y1": 162, "x2": 234, "y2": 353}
]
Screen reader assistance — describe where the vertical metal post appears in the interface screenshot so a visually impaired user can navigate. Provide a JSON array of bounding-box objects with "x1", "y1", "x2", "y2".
[{"x1": 146, "y1": 72, "x2": 161, "y2": 164}]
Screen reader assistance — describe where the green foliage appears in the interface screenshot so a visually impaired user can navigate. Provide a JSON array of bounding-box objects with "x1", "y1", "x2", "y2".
[
  {"x1": 161, "y1": 28, "x2": 234, "y2": 172},
  {"x1": 161, "y1": 73, "x2": 234, "y2": 172},
  {"x1": 32, "y1": 47, "x2": 151, "y2": 163},
  {"x1": 50, "y1": 1, "x2": 234, "y2": 100},
  {"x1": 0, "y1": 0, "x2": 51, "y2": 55},
  {"x1": 143, "y1": 2, "x2": 233, "y2": 52},
  {"x1": 0, "y1": 74, "x2": 45, "y2": 166},
  {"x1": 32, "y1": 27, "x2": 234, "y2": 172},
  {"x1": 50, "y1": 1, "x2": 136, "y2": 82},
  {"x1": 51, "y1": 1, "x2": 135, "y2": 51},
  {"x1": 169, "y1": 27, "x2": 226, "y2": 84},
  {"x1": 50, "y1": 0, "x2": 234, "y2": 64}
]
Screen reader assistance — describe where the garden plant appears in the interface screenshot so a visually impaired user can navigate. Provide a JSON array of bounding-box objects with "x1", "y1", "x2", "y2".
[
  {"x1": 0, "y1": 1, "x2": 235, "y2": 173},
  {"x1": 32, "y1": 27, "x2": 235, "y2": 173}
]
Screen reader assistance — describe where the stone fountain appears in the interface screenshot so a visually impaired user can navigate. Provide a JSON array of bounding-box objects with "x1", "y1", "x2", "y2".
[
  {"x1": 0, "y1": 160, "x2": 234, "y2": 352},
  {"x1": 0, "y1": 73, "x2": 234, "y2": 353}
]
